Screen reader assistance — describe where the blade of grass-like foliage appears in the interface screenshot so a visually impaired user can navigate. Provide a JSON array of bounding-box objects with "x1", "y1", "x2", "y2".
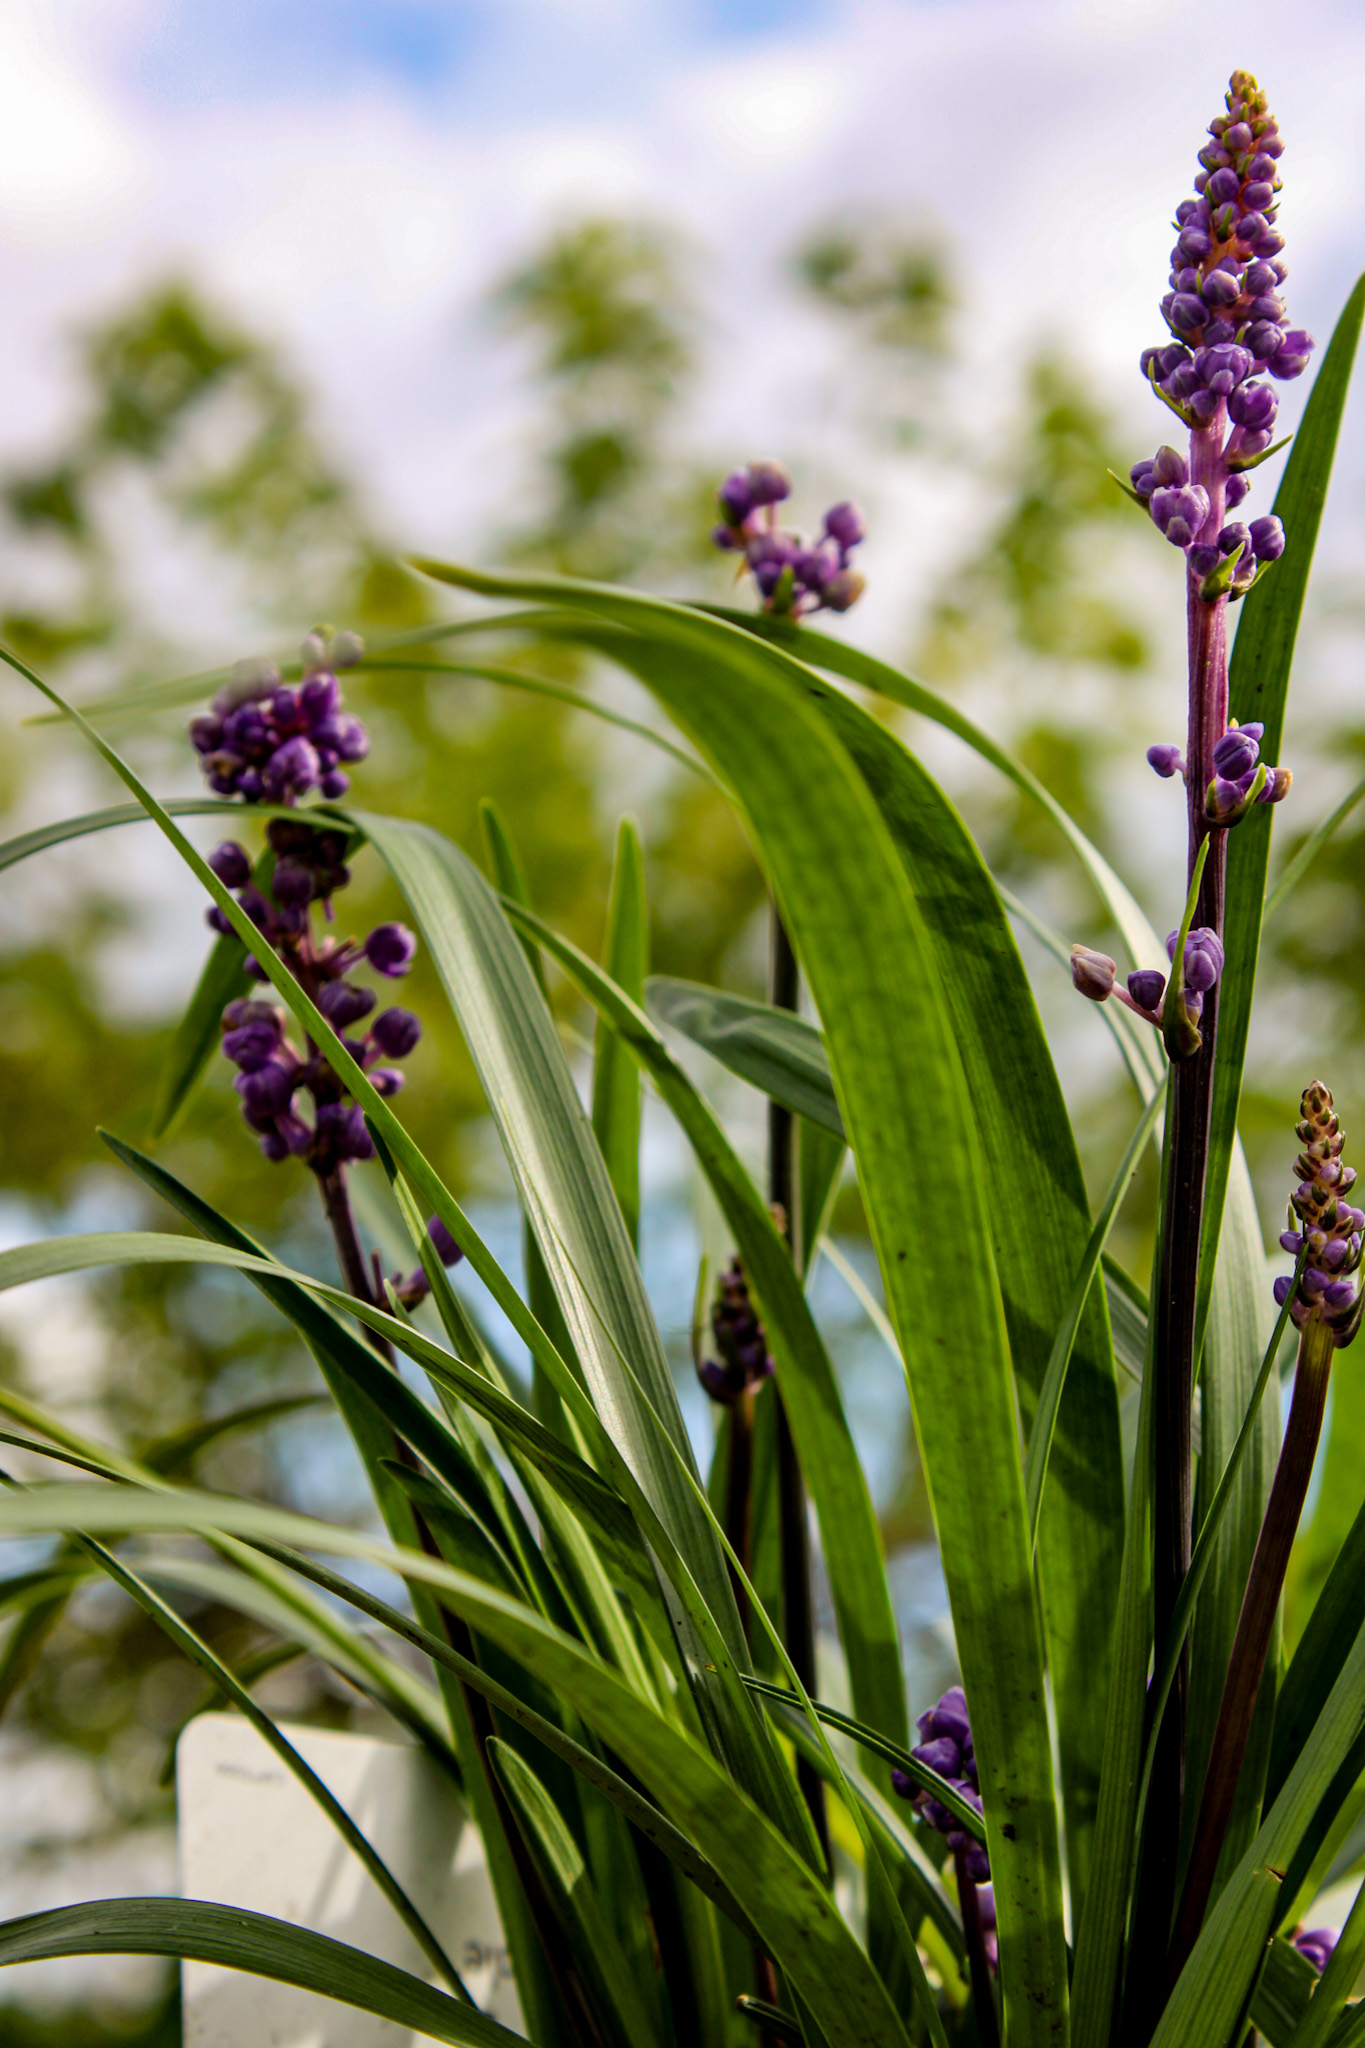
[
  {"x1": 741, "y1": 1676, "x2": 985, "y2": 1841},
  {"x1": 816, "y1": 1236, "x2": 902, "y2": 1366},
  {"x1": 545, "y1": 605, "x2": 1124, "y2": 1888},
  {"x1": 71, "y1": 1534, "x2": 468, "y2": 1997},
  {"x1": 0, "y1": 1899, "x2": 523, "y2": 2046},
  {"x1": 1152, "y1": 1598, "x2": 1365, "y2": 2047},
  {"x1": 489, "y1": 1739, "x2": 667, "y2": 2048},
  {"x1": 138, "y1": 1550, "x2": 453, "y2": 1749},
  {"x1": 16, "y1": 613, "x2": 585, "y2": 724},
  {"x1": 1071, "y1": 1116, "x2": 1163, "y2": 2048},
  {"x1": 0, "y1": 1483, "x2": 914, "y2": 2048},
  {"x1": 366, "y1": 659, "x2": 712, "y2": 782},
  {"x1": 645, "y1": 975, "x2": 845, "y2": 1139},
  {"x1": 141, "y1": 1393, "x2": 330, "y2": 1472},
  {"x1": 593, "y1": 819, "x2": 648, "y2": 1245},
  {"x1": 1128, "y1": 1255, "x2": 1305, "y2": 1921},
  {"x1": 0, "y1": 797, "x2": 305, "y2": 872},
  {"x1": 498, "y1": 895, "x2": 908, "y2": 1758},
  {"x1": 1264, "y1": 772, "x2": 1365, "y2": 925},
  {"x1": 763, "y1": 643, "x2": 1124, "y2": 1904},
  {"x1": 413, "y1": 562, "x2": 1067, "y2": 2048},
  {"x1": 350, "y1": 808, "x2": 819, "y2": 1856},
  {"x1": 698, "y1": 607, "x2": 1164, "y2": 972},
  {"x1": 231, "y1": 1539, "x2": 763, "y2": 1948},
  {"x1": 1250, "y1": 1937, "x2": 1320, "y2": 2046},
  {"x1": 1024, "y1": 1082, "x2": 1165, "y2": 1546},
  {"x1": 772, "y1": 1706, "x2": 967, "y2": 1956},
  {"x1": 1199, "y1": 275, "x2": 1365, "y2": 1363}
]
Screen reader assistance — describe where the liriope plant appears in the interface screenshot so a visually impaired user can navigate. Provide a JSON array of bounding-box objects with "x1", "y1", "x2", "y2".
[{"x1": 0, "y1": 66, "x2": 1363, "y2": 2048}]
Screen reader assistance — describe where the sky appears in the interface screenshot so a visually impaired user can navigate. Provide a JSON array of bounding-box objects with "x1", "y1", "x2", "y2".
[{"x1": 2, "y1": 0, "x2": 1362, "y2": 597}]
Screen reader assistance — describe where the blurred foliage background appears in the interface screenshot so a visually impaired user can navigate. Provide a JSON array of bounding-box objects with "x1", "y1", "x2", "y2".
[{"x1": 0, "y1": 203, "x2": 1360, "y2": 2041}]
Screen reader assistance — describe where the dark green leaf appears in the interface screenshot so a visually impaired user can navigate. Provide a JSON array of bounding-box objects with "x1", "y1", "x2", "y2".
[{"x1": 646, "y1": 975, "x2": 844, "y2": 1138}]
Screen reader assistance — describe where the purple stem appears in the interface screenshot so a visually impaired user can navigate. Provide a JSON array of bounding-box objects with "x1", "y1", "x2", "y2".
[{"x1": 956, "y1": 1853, "x2": 1001, "y2": 2048}]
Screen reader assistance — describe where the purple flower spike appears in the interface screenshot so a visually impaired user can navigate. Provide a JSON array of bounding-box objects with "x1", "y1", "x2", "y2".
[
  {"x1": 1274, "y1": 1084, "x2": 1363, "y2": 1341},
  {"x1": 363, "y1": 923, "x2": 417, "y2": 978}
]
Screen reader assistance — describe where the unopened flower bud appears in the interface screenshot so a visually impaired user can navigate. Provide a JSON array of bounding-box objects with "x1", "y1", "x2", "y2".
[{"x1": 1071, "y1": 944, "x2": 1116, "y2": 1002}]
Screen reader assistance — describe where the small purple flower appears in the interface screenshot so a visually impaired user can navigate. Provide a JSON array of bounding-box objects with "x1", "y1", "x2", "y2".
[
  {"x1": 370, "y1": 1007, "x2": 422, "y2": 1058},
  {"x1": 271, "y1": 860, "x2": 315, "y2": 908},
  {"x1": 235, "y1": 1059, "x2": 297, "y2": 1119},
  {"x1": 363, "y1": 923, "x2": 417, "y2": 978},
  {"x1": 1250, "y1": 515, "x2": 1286, "y2": 562},
  {"x1": 1071, "y1": 945, "x2": 1116, "y2": 1003},
  {"x1": 223, "y1": 1020, "x2": 284, "y2": 1072},
  {"x1": 746, "y1": 459, "x2": 792, "y2": 506},
  {"x1": 1293, "y1": 1928, "x2": 1337, "y2": 1976},
  {"x1": 717, "y1": 470, "x2": 754, "y2": 525},
  {"x1": 1128, "y1": 969, "x2": 1168, "y2": 1013},
  {"x1": 823, "y1": 501, "x2": 865, "y2": 551},
  {"x1": 1150, "y1": 484, "x2": 1210, "y2": 548},
  {"x1": 317, "y1": 979, "x2": 376, "y2": 1028},
  {"x1": 1212, "y1": 723, "x2": 1262, "y2": 778},
  {"x1": 209, "y1": 841, "x2": 252, "y2": 889},
  {"x1": 1147, "y1": 743, "x2": 1185, "y2": 779}
]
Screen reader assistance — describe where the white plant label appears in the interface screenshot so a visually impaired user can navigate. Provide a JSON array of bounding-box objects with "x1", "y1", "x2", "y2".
[{"x1": 177, "y1": 1714, "x2": 521, "y2": 2046}]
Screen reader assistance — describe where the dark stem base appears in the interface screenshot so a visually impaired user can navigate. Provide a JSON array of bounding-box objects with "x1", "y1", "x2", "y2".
[{"x1": 1169, "y1": 1317, "x2": 1335, "y2": 1978}]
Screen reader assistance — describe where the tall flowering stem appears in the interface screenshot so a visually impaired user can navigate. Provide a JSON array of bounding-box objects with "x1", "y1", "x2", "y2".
[
  {"x1": 1069, "y1": 73, "x2": 1308, "y2": 2013},
  {"x1": 1169, "y1": 1085, "x2": 1362, "y2": 1975}
]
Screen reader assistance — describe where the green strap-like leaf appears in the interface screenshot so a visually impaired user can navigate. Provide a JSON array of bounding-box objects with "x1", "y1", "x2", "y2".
[
  {"x1": 350, "y1": 809, "x2": 816, "y2": 1861},
  {"x1": 499, "y1": 893, "x2": 908, "y2": 1760},
  {"x1": 490, "y1": 1739, "x2": 667, "y2": 2048},
  {"x1": 645, "y1": 975, "x2": 845, "y2": 1138},
  {"x1": 413, "y1": 562, "x2": 1067, "y2": 2048},
  {"x1": 0, "y1": 1898, "x2": 525, "y2": 2046},
  {"x1": 593, "y1": 819, "x2": 649, "y2": 1244},
  {"x1": 0, "y1": 1482, "x2": 914, "y2": 2048},
  {"x1": 698, "y1": 606, "x2": 1163, "y2": 971}
]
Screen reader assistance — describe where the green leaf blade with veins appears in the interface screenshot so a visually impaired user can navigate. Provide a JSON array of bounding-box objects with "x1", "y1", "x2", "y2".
[{"x1": 411, "y1": 562, "x2": 1069, "y2": 2048}]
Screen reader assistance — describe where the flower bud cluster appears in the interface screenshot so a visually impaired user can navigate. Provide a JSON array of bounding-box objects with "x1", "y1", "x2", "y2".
[
  {"x1": 190, "y1": 629, "x2": 368, "y2": 803},
  {"x1": 891, "y1": 1686, "x2": 989, "y2": 1884},
  {"x1": 1146, "y1": 71, "x2": 1311, "y2": 389},
  {"x1": 697, "y1": 1257, "x2": 774, "y2": 1405},
  {"x1": 1129, "y1": 75, "x2": 1312, "y2": 605},
  {"x1": 712, "y1": 460, "x2": 866, "y2": 617},
  {"x1": 1274, "y1": 1082, "x2": 1364, "y2": 1345},
  {"x1": 218, "y1": 951, "x2": 420, "y2": 1170}
]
